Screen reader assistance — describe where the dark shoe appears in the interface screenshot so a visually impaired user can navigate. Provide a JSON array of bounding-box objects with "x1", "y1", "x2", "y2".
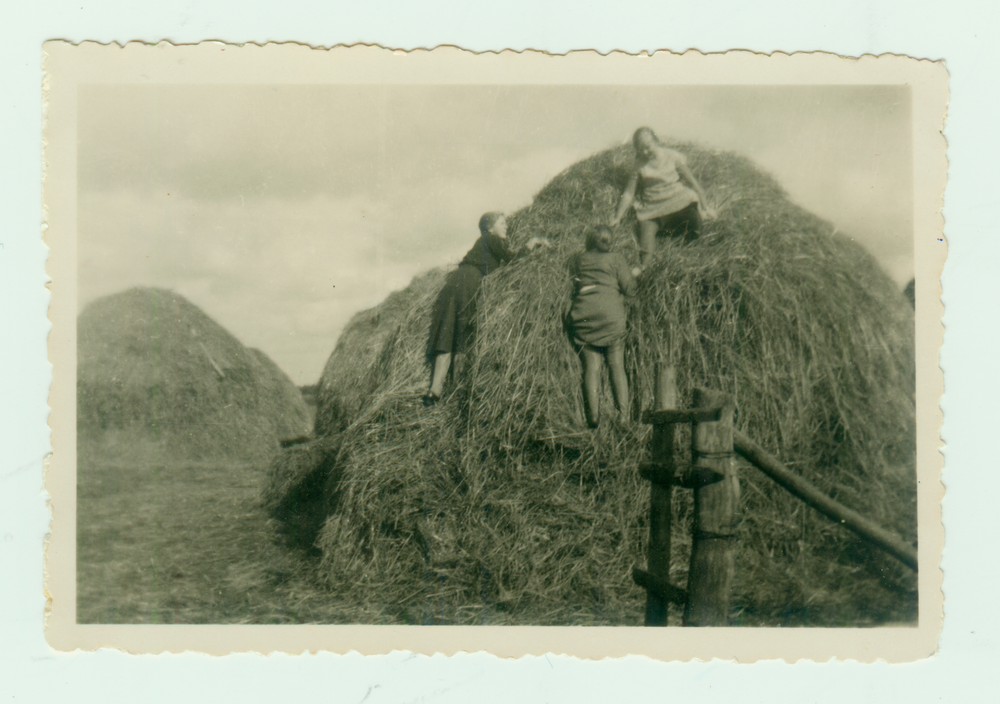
[{"x1": 422, "y1": 392, "x2": 440, "y2": 407}]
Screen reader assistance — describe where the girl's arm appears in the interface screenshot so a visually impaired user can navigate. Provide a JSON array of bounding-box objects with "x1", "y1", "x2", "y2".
[
  {"x1": 618, "y1": 254, "x2": 638, "y2": 297},
  {"x1": 517, "y1": 236, "x2": 552, "y2": 259},
  {"x1": 507, "y1": 235, "x2": 553, "y2": 261},
  {"x1": 678, "y1": 162, "x2": 717, "y2": 219},
  {"x1": 524, "y1": 236, "x2": 552, "y2": 252},
  {"x1": 487, "y1": 233, "x2": 518, "y2": 264},
  {"x1": 611, "y1": 173, "x2": 639, "y2": 225}
]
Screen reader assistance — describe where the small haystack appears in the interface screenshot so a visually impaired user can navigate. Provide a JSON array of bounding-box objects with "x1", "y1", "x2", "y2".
[
  {"x1": 268, "y1": 141, "x2": 916, "y2": 626},
  {"x1": 78, "y1": 287, "x2": 311, "y2": 464}
]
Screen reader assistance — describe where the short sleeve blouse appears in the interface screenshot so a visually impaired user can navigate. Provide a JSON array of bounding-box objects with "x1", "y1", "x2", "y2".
[{"x1": 634, "y1": 146, "x2": 698, "y2": 221}]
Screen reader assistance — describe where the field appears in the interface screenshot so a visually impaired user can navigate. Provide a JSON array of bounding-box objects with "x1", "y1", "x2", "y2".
[
  {"x1": 77, "y1": 449, "x2": 914, "y2": 626},
  {"x1": 75, "y1": 454, "x2": 655, "y2": 625},
  {"x1": 76, "y1": 456, "x2": 366, "y2": 625}
]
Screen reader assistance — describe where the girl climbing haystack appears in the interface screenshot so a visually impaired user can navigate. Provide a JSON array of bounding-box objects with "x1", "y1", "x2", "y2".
[
  {"x1": 612, "y1": 126, "x2": 716, "y2": 266},
  {"x1": 569, "y1": 225, "x2": 636, "y2": 428},
  {"x1": 425, "y1": 212, "x2": 550, "y2": 405}
]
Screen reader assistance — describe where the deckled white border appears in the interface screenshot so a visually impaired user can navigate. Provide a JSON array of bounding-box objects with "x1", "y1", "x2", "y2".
[
  {"x1": 8, "y1": 2, "x2": 999, "y2": 701},
  {"x1": 42, "y1": 43, "x2": 945, "y2": 662}
]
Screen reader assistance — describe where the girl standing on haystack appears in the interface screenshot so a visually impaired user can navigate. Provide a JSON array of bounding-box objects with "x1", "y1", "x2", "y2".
[
  {"x1": 612, "y1": 126, "x2": 716, "y2": 267},
  {"x1": 424, "y1": 212, "x2": 550, "y2": 406},
  {"x1": 570, "y1": 225, "x2": 637, "y2": 428}
]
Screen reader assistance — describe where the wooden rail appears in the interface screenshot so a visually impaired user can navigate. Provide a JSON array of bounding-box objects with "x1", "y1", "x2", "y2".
[{"x1": 733, "y1": 431, "x2": 918, "y2": 572}]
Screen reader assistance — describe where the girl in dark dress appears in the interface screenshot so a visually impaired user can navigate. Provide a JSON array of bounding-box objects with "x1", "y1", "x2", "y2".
[
  {"x1": 424, "y1": 212, "x2": 549, "y2": 405},
  {"x1": 570, "y1": 225, "x2": 637, "y2": 427}
]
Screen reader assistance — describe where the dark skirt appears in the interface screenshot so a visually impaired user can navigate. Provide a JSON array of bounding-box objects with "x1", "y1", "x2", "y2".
[
  {"x1": 429, "y1": 264, "x2": 483, "y2": 355},
  {"x1": 570, "y1": 287, "x2": 627, "y2": 349},
  {"x1": 653, "y1": 201, "x2": 702, "y2": 242}
]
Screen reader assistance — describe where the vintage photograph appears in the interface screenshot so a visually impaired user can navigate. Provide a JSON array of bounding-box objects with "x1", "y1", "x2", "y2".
[{"x1": 45, "y1": 44, "x2": 945, "y2": 659}]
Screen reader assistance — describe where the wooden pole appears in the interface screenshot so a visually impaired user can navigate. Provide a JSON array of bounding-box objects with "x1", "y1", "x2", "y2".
[
  {"x1": 684, "y1": 388, "x2": 739, "y2": 627},
  {"x1": 733, "y1": 430, "x2": 918, "y2": 572},
  {"x1": 644, "y1": 363, "x2": 677, "y2": 626}
]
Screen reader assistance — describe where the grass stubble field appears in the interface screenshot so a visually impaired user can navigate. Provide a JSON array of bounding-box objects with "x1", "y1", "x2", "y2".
[
  {"x1": 76, "y1": 439, "x2": 438, "y2": 624},
  {"x1": 76, "y1": 408, "x2": 600, "y2": 626},
  {"x1": 76, "y1": 396, "x2": 393, "y2": 625}
]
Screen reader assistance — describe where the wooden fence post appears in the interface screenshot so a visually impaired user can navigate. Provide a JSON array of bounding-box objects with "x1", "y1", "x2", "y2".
[
  {"x1": 644, "y1": 363, "x2": 677, "y2": 626},
  {"x1": 683, "y1": 387, "x2": 739, "y2": 627}
]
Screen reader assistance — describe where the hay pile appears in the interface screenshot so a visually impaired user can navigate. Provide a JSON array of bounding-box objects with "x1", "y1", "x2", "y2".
[
  {"x1": 269, "y1": 141, "x2": 916, "y2": 626},
  {"x1": 78, "y1": 287, "x2": 311, "y2": 464}
]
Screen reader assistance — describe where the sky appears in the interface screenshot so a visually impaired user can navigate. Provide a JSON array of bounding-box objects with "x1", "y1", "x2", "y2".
[{"x1": 77, "y1": 84, "x2": 913, "y2": 385}]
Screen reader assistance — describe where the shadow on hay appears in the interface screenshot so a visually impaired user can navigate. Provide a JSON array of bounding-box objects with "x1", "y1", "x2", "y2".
[{"x1": 262, "y1": 436, "x2": 347, "y2": 553}]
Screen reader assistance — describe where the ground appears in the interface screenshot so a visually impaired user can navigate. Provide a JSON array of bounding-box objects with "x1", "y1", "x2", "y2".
[{"x1": 77, "y1": 457, "x2": 365, "y2": 624}]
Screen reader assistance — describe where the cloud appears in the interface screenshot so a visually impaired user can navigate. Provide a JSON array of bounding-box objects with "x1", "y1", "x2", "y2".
[
  {"x1": 77, "y1": 142, "x2": 585, "y2": 383},
  {"x1": 78, "y1": 85, "x2": 592, "y2": 204},
  {"x1": 77, "y1": 84, "x2": 917, "y2": 382}
]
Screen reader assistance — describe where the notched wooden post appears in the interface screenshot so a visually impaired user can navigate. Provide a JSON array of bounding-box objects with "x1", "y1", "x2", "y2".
[
  {"x1": 644, "y1": 363, "x2": 677, "y2": 626},
  {"x1": 683, "y1": 387, "x2": 739, "y2": 627}
]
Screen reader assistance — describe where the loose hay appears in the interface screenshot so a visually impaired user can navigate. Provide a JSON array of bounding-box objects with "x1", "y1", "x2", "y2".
[
  {"x1": 78, "y1": 287, "x2": 312, "y2": 465},
  {"x1": 273, "y1": 140, "x2": 917, "y2": 626}
]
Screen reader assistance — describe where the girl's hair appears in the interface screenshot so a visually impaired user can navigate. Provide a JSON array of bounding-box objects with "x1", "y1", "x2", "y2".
[
  {"x1": 586, "y1": 225, "x2": 614, "y2": 253},
  {"x1": 632, "y1": 126, "x2": 660, "y2": 151},
  {"x1": 478, "y1": 211, "x2": 505, "y2": 236}
]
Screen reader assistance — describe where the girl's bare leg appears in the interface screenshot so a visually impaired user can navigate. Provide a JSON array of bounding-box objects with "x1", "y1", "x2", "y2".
[
  {"x1": 429, "y1": 352, "x2": 452, "y2": 398},
  {"x1": 582, "y1": 346, "x2": 604, "y2": 428},
  {"x1": 638, "y1": 220, "x2": 659, "y2": 266},
  {"x1": 684, "y1": 203, "x2": 703, "y2": 243},
  {"x1": 607, "y1": 343, "x2": 630, "y2": 420}
]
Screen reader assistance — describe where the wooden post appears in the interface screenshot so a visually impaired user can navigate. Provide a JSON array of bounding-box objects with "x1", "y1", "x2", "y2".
[
  {"x1": 645, "y1": 363, "x2": 677, "y2": 626},
  {"x1": 683, "y1": 388, "x2": 739, "y2": 627}
]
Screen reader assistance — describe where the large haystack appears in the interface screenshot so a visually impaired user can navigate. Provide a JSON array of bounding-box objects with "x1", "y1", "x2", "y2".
[
  {"x1": 78, "y1": 287, "x2": 311, "y2": 464},
  {"x1": 270, "y1": 141, "x2": 916, "y2": 626}
]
